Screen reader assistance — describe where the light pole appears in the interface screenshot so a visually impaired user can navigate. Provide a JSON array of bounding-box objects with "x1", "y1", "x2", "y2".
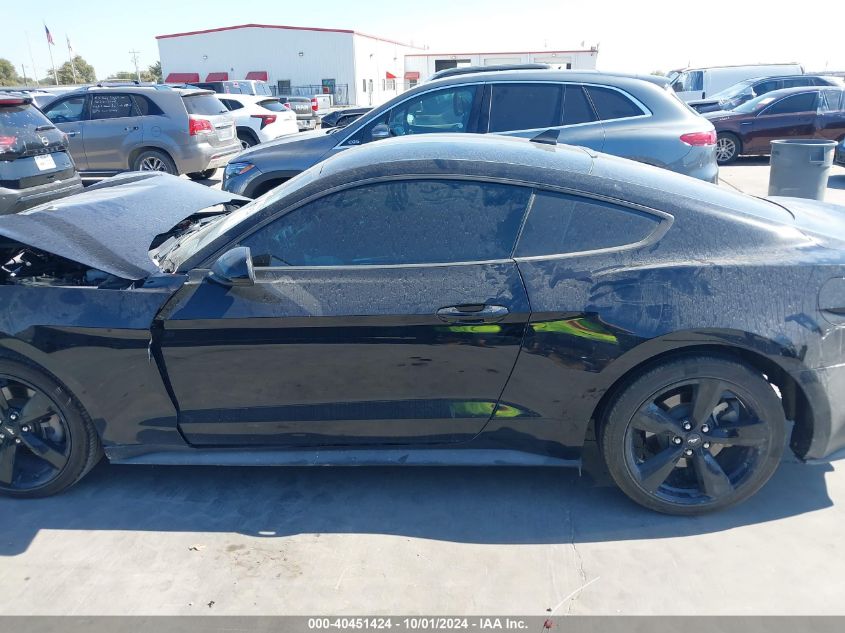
[{"x1": 129, "y1": 49, "x2": 141, "y2": 82}]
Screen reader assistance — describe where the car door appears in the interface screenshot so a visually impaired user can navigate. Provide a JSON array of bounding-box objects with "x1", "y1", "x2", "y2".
[
  {"x1": 156, "y1": 178, "x2": 532, "y2": 447},
  {"x1": 483, "y1": 82, "x2": 606, "y2": 151},
  {"x1": 82, "y1": 93, "x2": 143, "y2": 171},
  {"x1": 745, "y1": 91, "x2": 819, "y2": 153},
  {"x1": 41, "y1": 94, "x2": 88, "y2": 170},
  {"x1": 816, "y1": 89, "x2": 845, "y2": 141}
]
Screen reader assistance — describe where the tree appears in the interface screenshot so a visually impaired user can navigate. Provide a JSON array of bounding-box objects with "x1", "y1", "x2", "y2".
[
  {"x1": 49, "y1": 55, "x2": 96, "y2": 85},
  {"x1": 651, "y1": 70, "x2": 666, "y2": 77},
  {"x1": 148, "y1": 61, "x2": 162, "y2": 83},
  {"x1": 0, "y1": 58, "x2": 21, "y2": 86},
  {"x1": 106, "y1": 71, "x2": 137, "y2": 81}
]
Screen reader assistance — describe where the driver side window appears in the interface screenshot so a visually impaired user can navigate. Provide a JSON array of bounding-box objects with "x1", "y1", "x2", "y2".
[
  {"x1": 44, "y1": 96, "x2": 86, "y2": 124},
  {"x1": 347, "y1": 86, "x2": 477, "y2": 145}
]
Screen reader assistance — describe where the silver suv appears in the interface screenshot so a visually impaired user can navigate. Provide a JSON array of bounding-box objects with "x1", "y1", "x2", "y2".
[{"x1": 41, "y1": 84, "x2": 241, "y2": 180}]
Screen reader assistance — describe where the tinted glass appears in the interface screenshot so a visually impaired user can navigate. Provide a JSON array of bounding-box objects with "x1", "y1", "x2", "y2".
[
  {"x1": 781, "y1": 77, "x2": 812, "y2": 88},
  {"x1": 131, "y1": 95, "x2": 160, "y2": 116},
  {"x1": 89, "y1": 94, "x2": 134, "y2": 120},
  {"x1": 488, "y1": 83, "x2": 562, "y2": 132},
  {"x1": 820, "y1": 90, "x2": 844, "y2": 112},
  {"x1": 182, "y1": 94, "x2": 228, "y2": 115},
  {"x1": 221, "y1": 99, "x2": 243, "y2": 111},
  {"x1": 585, "y1": 86, "x2": 643, "y2": 120},
  {"x1": 754, "y1": 79, "x2": 781, "y2": 94},
  {"x1": 562, "y1": 84, "x2": 596, "y2": 125},
  {"x1": 0, "y1": 103, "x2": 52, "y2": 134},
  {"x1": 257, "y1": 99, "x2": 286, "y2": 112},
  {"x1": 763, "y1": 92, "x2": 818, "y2": 115},
  {"x1": 515, "y1": 191, "x2": 660, "y2": 257},
  {"x1": 242, "y1": 180, "x2": 531, "y2": 266},
  {"x1": 44, "y1": 96, "x2": 86, "y2": 123},
  {"x1": 349, "y1": 86, "x2": 476, "y2": 144}
]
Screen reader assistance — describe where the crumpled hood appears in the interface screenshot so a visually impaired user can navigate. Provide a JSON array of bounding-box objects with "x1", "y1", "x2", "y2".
[{"x1": 0, "y1": 172, "x2": 248, "y2": 280}]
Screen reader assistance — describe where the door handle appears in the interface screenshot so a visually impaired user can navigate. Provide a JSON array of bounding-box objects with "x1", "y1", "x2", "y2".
[
  {"x1": 124, "y1": 126, "x2": 139, "y2": 132},
  {"x1": 436, "y1": 304, "x2": 509, "y2": 324},
  {"x1": 66, "y1": 131, "x2": 78, "y2": 137}
]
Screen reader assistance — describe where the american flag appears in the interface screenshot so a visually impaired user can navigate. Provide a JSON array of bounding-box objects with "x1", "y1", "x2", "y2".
[{"x1": 44, "y1": 24, "x2": 55, "y2": 45}]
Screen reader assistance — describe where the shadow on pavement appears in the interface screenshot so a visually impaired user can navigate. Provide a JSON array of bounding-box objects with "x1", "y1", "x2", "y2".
[
  {"x1": 828, "y1": 174, "x2": 845, "y2": 191},
  {"x1": 0, "y1": 446, "x2": 833, "y2": 556}
]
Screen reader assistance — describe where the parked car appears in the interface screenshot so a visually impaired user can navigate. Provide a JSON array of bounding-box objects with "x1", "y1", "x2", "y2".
[
  {"x1": 2, "y1": 134, "x2": 845, "y2": 514},
  {"x1": 320, "y1": 107, "x2": 372, "y2": 129},
  {"x1": 193, "y1": 80, "x2": 273, "y2": 96},
  {"x1": 217, "y1": 94, "x2": 298, "y2": 149},
  {"x1": 836, "y1": 138, "x2": 845, "y2": 166},
  {"x1": 0, "y1": 92, "x2": 83, "y2": 214},
  {"x1": 223, "y1": 70, "x2": 718, "y2": 198},
  {"x1": 41, "y1": 85, "x2": 241, "y2": 180},
  {"x1": 704, "y1": 86, "x2": 845, "y2": 164},
  {"x1": 689, "y1": 75, "x2": 844, "y2": 113},
  {"x1": 276, "y1": 95, "x2": 320, "y2": 131},
  {"x1": 668, "y1": 63, "x2": 803, "y2": 103}
]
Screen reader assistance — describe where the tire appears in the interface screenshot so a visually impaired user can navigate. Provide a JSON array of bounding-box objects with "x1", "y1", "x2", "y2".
[
  {"x1": 715, "y1": 133, "x2": 741, "y2": 165},
  {"x1": 600, "y1": 355, "x2": 785, "y2": 515},
  {"x1": 132, "y1": 149, "x2": 177, "y2": 174},
  {"x1": 0, "y1": 357, "x2": 102, "y2": 498},
  {"x1": 238, "y1": 132, "x2": 257, "y2": 150},
  {"x1": 187, "y1": 169, "x2": 217, "y2": 181}
]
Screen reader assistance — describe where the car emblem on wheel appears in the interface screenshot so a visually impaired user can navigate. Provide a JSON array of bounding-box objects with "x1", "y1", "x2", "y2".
[{"x1": 40, "y1": 136, "x2": 49, "y2": 146}]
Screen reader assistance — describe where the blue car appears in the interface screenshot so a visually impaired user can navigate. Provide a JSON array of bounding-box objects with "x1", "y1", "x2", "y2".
[{"x1": 836, "y1": 139, "x2": 845, "y2": 166}]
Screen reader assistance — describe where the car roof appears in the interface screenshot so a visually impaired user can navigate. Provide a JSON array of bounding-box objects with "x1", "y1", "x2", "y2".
[
  {"x1": 423, "y1": 69, "x2": 672, "y2": 89},
  {"x1": 756, "y1": 85, "x2": 843, "y2": 99}
]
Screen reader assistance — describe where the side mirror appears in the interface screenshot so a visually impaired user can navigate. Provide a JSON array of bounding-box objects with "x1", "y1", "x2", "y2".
[
  {"x1": 208, "y1": 246, "x2": 255, "y2": 287},
  {"x1": 371, "y1": 123, "x2": 390, "y2": 140}
]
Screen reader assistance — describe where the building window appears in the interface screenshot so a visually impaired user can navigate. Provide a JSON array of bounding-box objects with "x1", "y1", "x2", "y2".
[
  {"x1": 408, "y1": 79, "x2": 418, "y2": 89},
  {"x1": 362, "y1": 79, "x2": 367, "y2": 92},
  {"x1": 386, "y1": 79, "x2": 396, "y2": 91},
  {"x1": 277, "y1": 79, "x2": 291, "y2": 95}
]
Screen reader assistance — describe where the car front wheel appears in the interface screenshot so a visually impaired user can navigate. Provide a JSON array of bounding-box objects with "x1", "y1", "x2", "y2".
[
  {"x1": 0, "y1": 357, "x2": 102, "y2": 498},
  {"x1": 715, "y1": 133, "x2": 741, "y2": 165},
  {"x1": 600, "y1": 355, "x2": 785, "y2": 515}
]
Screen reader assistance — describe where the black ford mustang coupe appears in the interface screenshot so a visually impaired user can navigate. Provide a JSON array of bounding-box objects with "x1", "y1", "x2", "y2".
[{"x1": 2, "y1": 134, "x2": 845, "y2": 514}]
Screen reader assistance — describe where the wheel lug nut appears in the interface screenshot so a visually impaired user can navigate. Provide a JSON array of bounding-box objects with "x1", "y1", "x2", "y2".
[
  {"x1": 684, "y1": 448, "x2": 694, "y2": 457},
  {"x1": 703, "y1": 442, "x2": 711, "y2": 449},
  {"x1": 673, "y1": 437, "x2": 683, "y2": 445},
  {"x1": 9, "y1": 413, "x2": 18, "y2": 421},
  {"x1": 21, "y1": 426, "x2": 29, "y2": 433},
  {"x1": 682, "y1": 422, "x2": 692, "y2": 431},
  {"x1": 701, "y1": 424, "x2": 710, "y2": 433},
  {"x1": 14, "y1": 438, "x2": 21, "y2": 445}
]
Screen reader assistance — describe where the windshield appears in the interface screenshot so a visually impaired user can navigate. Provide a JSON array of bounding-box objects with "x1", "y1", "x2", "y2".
[
  {"x1": 709, "y1": 79, "x2": 757, "y2": 102},
  {"x1": 733, "y1": 93, "x2": 778, "y2": 114}
]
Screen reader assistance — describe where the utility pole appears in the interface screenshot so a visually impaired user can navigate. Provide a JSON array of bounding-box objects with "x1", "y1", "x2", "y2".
[
  {"x1": 129, "y1": 49, "x2": 141, "y2": 81},
  {"x1": 21, "y1": 64, "x2": 29, "y2": 87},
  {"x1": 25, "y1": 32, "x2": 40, "y2": 86}
]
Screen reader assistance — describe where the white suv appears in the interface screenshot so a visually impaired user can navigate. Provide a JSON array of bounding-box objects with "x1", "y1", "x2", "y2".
[{"x1": 218, "y1": 94, "x2": 298, "y2": 149}]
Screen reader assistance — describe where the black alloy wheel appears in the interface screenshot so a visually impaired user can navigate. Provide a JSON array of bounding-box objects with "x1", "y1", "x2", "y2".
[
  {"x1": 0, "y1": 359, "x2": 101, "y2": 498},
  {"x1": 601, "y1": 355, "x2": 785, "y2": 514}
]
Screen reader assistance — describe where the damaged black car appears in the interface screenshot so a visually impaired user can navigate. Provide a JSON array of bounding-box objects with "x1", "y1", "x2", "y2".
[{"x1": 2, "y1": 134, "x2": 845, "y2": 515}]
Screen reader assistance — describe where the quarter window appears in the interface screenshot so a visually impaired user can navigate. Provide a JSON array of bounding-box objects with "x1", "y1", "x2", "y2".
[
  {"x1": 515, "y1": 191, "x2": 661, "y2": 257},
  {"x1": 488, "y1": 83, "x2": 562, "y2": 132},
  {"x1": 585, "y1": 86, "x2": 644, "y2": 121},
  {"x1": 762, "y1": 92, "x2": 818, "y2": 115},
  {"x1": 819, "y1": 90, "x2": 844, "y2": 112},
  {"x1": 242, "y1": 180, "x2": 531, "y2": 267},
  {"x1": 89, "y1": 94, "x2": 134, "y2": 119}
]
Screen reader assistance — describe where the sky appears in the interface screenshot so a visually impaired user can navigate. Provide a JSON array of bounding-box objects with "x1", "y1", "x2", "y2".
[{"x1": 4, "y1": 0, "x2": 845, "y2": 81}]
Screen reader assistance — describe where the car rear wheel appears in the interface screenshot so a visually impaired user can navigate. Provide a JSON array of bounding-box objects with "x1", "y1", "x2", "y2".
[
  {"x1": 0, "y1": 358, "x2": 101, "y2": 498},
  {"x1": 715, "y1": 133, "x2": 740, "y2": 165},
  {"x1": 600, "y1": 355, "x2": 784, "y2": 515},
  {"x1": 238, "y1": 132, "x2": 257, "y2": 150},
  {"x1": 187, "y1": 169, "x2": 217, "y2": 181},
  {"x1": 133, "y1": 149, "x2": 177, "y2": 175}
]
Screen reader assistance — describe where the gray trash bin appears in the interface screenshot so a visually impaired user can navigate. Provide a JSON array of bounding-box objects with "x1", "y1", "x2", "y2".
[{"x1": 768, "y1": 139, "x2": 837, "y2": 200}]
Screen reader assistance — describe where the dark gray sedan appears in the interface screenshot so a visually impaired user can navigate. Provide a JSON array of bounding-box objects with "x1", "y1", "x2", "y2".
[{"x1": 223, "y1": 70, "x2": 718, "y2": 197}]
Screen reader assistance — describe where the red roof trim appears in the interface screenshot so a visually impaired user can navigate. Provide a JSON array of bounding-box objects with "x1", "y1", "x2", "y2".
[
  {"x1": 245, "y1": 71, "x2": 268, "y2": 81},
  {"x1": 404, "y1": 49, "x2": 596, "y2": 57},
  {"x1": 155, "y1": 23, "x2": 422, "y2": 49},
  {"x1": 206, "y1": 71, "x2": 229, "y2": 81},
  {"x1": 165, "y1": 72, "x2": 200, "y2": 83},
  {"x1": 404, "y1": 71, "x2": 420, "y2": 80},
  {"x1": 385, "y1": 71, "x2": 397, "y2": 79}
]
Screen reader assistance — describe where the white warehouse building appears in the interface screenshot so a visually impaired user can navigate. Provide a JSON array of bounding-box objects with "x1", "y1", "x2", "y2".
[{"x1": 156, "y1": 23, "x2": 599, "y2": 107}]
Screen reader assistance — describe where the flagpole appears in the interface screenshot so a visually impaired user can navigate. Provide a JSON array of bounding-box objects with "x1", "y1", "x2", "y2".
[
  {"x1": 67, "y1": 36, "x2": 78, "y2": 83},
  {"x1": 21, "y1": 64, "x2": 29, "y2": 88},
  {"x1": 44, "y1": 23, "x2": 58, "y2": 85},
  {"x1": 25, "y1": 31, "x2": 40, "y2": 86}
]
